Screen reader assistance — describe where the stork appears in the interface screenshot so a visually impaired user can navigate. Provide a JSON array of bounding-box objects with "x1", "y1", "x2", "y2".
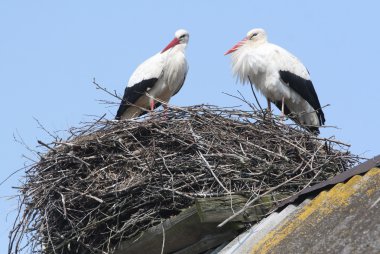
[
  {"x1": 115, "y1": 29, "x2": 189, "y2": 120},
  {"x1": 225, "y1": 28, "x2": 325, "y2": 134}
]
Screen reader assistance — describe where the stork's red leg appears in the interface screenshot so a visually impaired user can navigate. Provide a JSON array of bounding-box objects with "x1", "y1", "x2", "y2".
[{"x1": 150, "y1": 99, "x2": 155, "y2": 111}]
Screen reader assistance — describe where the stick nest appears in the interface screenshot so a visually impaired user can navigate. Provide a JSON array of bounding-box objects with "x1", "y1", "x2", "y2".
[{"x1": 9, "y1": 105, "x2": 360, "y2": 254}]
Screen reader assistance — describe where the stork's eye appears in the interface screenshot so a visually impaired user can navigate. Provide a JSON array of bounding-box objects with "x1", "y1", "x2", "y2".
[
  {"x1": 179, "y1": 34, "x2": 186, "y2": 39},
  {"x1": 251, "y1": 33, "x2": 258, "y2": 39}
]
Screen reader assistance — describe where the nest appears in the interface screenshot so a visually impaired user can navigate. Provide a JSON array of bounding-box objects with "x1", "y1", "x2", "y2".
[{"x1": 9, "y1": 104, "x2": 360, "y2": 254}]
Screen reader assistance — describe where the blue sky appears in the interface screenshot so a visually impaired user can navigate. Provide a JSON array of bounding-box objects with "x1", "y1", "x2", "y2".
[{"x1": 1, "y1": 1, "x2": 379, "y2": 252}]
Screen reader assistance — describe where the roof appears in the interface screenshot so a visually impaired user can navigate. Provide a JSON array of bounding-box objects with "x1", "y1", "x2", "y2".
[
  {"x1": 277, "y1": 154, "x2": 380, "y2": 209},
  {"x1": 220, "y1": 155, "x2": 380, "y2": 254}
]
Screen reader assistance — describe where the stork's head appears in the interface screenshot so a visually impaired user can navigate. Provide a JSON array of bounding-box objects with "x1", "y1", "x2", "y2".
[
  {"x1": 224, "y1": 28, "x2": 267, "y2": 55},
  {"x1": 161, "y1": 29, "x2": 189, "y2": 53}
]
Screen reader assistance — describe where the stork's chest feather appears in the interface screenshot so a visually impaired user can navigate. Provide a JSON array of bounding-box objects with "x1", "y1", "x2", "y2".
[{"x1": 163, "y1": 52, "x2": 187, "y2": 93}]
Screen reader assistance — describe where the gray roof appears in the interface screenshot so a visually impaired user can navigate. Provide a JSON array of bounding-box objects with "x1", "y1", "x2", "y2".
[{"x1": 219, "y1": 155, "x2": 380, "y2": 254}]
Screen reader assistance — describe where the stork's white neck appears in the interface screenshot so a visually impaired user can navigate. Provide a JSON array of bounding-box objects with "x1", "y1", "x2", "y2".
[
  {"x1": 161, "y1": 44, "x2": 188, "y2": 93},
  {"x1": 164, "y1": 43, "x2": 187, "y2": 56},
  {"x1": 230, "y1": 41, "x2": 267, "y2": 84}
]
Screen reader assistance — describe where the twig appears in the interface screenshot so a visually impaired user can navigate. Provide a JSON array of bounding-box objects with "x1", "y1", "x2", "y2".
[
  {"x1": 160, "y1": 220, "x2": 166, "y2": 254},
  {"x1": 37, "y1": 140, "x2": 57, "y2": 153},
  {"x1": 93, "y1": 78, "x2": 123, "y2": 100},
  {"x1": 309, "y1": 136, "x2": 351, "y2": 147},
  {"x1": 198, "y1": 151, "x2": 230, "y2": 194},
  {"x1": 246, "y1": 141, "x2": 290, "y2": 161},
  {"x1": 248, "y1": 76, "x2": 264, "y2": 112}
]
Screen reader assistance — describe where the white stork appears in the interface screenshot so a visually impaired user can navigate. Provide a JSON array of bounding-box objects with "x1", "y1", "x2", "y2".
[
  {"x1": 225, "y1": 28, "x2": 325, "y2": 134},
  {"x1": 115, "y1": 29, "x2": 189, "y2": 120}
]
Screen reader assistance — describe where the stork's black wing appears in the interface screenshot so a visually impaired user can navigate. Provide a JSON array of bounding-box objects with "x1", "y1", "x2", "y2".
[
  {"x1": 115, "y1": 78, "x2": 158, "y2": 120},
  {"x1": 279, "y1": 70, "x2": 326, "y2": 126}
]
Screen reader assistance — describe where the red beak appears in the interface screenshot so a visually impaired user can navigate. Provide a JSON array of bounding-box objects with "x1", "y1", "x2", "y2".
[
  {"x1": 224, "y1": 37, "x2": 247, "y2": 55},
  {"x1": 161, "y1": 37, "x2": 180, "y2": 53}
]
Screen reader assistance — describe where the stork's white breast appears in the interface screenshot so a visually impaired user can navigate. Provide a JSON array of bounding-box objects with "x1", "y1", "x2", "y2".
[{"x1": 163, "y1": 48, "x2": 188, "y2": 95}]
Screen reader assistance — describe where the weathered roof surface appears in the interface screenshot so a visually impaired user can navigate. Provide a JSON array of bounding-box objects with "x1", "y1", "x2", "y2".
[
  {"x1": 277, "y1": 154, "x2": 380, "y2": 209},
  {"x1": 220, "y1": 156, "x2": 380, "y2": 254}
]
